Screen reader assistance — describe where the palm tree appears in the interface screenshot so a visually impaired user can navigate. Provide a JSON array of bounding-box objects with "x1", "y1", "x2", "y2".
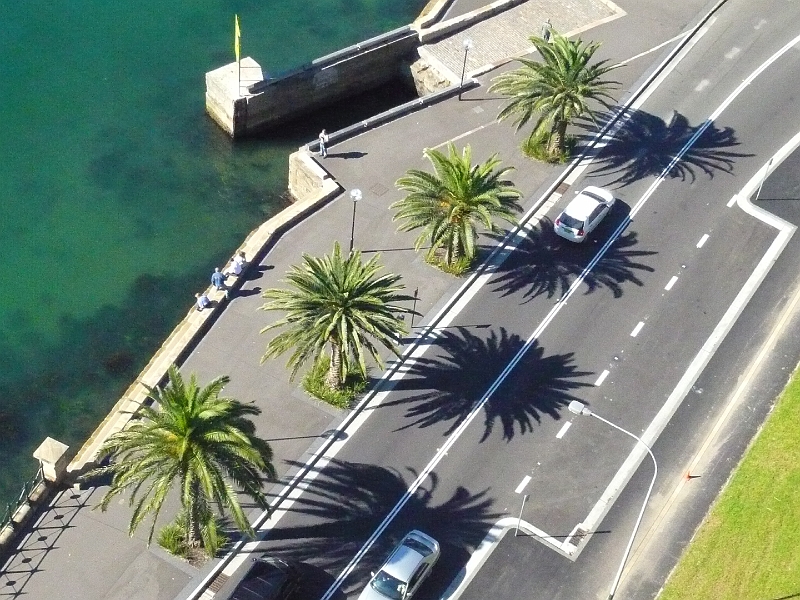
[
  {"x1": 392, "y1": 143, "x2": 522, "y2": 270},
  {"x1": 489, "y1": 31, "x2": 620, "y2": 159},
  {"x1": 88, "y1": 366, "x2": 275, "y2": 551},
  {"x1": 260, "y1": 241, "x2": 412, "y2": 390}
]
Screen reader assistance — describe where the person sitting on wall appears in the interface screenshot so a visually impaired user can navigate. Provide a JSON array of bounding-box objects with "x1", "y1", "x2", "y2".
[{"x1": 195, "y1": 292, "x2": 211, "y2": 311}]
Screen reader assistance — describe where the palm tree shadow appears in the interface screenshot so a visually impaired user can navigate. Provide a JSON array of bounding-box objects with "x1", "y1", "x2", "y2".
[
  {"x1": 386, "y1": 327, "x2": 593, "y2": 441},
  {"x1": 578, "y1": 108, "x2": 752, "y2": 187},
  {"x1": 488, "y1": 210, "x2": 656, "y2": 302},
  {"x1": 255, "y1": 459, "x2": 502, "y2": 598}
]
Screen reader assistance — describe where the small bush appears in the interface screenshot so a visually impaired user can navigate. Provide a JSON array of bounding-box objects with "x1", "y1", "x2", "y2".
[
  {"x1": 522, "y1": 129, "x2": 576, "y2": 163},
  {"x1": 302, "y1": 353, "x2": 367, "y2": 409},
  {"x1": 425, "y1": 252, "x2": 471, "y2": 276},
  {"x1": 157, "y1": 511, "x2": 229, "y2": 561},
  {"x1": 158, "y1": 520, "x2": 189, "y2": 557}
]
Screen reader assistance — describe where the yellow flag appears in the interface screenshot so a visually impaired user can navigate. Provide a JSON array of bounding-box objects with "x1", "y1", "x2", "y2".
[{"x1": 234, "y1": 15, "x2": 241, "y2": 64}]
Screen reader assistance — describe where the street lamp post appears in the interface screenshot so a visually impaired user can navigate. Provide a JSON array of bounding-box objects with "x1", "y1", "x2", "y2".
[
  {"x1": 459, "y1": 38, "x2": 474, "y2": 100},
  {"x1": 349, "y1": 188, "x2": 362, "y2": 254},
  {"x1": 567, "y1": 400, "x2": 658, "y2": 600}
]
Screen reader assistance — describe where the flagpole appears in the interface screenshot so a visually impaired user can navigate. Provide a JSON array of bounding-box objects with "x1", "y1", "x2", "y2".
[{"x1": 235, "y1": 15, "x2": 241, "y2": 95}]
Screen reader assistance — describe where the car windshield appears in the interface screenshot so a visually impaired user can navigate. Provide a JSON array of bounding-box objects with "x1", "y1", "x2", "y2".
[
  {"x1": 403, "y1": 538, "x2": 432, "y2": 556},
  {"x1": 371, "y1": 570, "x2": 405, "y2": 600},
  {"x1": 559, "y1": 213, "x2": 583, "y2": 229},
  {"x1": 582, "y1": 191, "x2": 608, "y2": 204}
]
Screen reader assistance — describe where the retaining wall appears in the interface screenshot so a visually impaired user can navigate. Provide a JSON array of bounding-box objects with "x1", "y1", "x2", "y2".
[{"x1": 207, "y1": 27, "x2": 420, "y2": 137}]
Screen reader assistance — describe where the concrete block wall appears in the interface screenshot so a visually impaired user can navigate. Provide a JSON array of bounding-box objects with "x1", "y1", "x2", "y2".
[{"x1": 206, "y1": 27, "x2": 420, "y2": 137}]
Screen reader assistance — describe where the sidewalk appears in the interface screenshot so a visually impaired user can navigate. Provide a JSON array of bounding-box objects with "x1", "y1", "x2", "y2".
[{"x1": 0, "y1": 1, "x2": 708, "y2": 599}]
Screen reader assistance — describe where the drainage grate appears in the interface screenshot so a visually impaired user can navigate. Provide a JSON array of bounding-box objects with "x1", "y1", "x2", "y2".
[
  {"x1": 568, "y1": 527, "x2": 588, "y2": 546},
  {"x1": 556, "y1": 182, "x2": 570, "y2": 195},
  {"x1": 370, "y1": 183, "x2": 389, "y2": 197},
  {"x1": 209, "y1": 573, "x2": 228, "y2": 593}
]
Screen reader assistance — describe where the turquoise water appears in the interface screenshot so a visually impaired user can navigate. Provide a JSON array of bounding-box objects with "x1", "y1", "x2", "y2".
[{"x1": 0, "y1": 0, "x2": 426, "y2": 505}]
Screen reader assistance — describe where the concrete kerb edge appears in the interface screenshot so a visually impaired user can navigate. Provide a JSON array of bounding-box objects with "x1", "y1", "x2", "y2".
[
  {"x1": 307, "y1": 79, "x2": 479, "y2": 153},
  {"x1": 416, "y1": 0, "x2": 529, "y2": 44},
  {"x1": 414, "y1": 0, "x2": 456, "y2": 30},
  {"x1": 439, "y1": 517, "x2": 571, "y2": 600}
]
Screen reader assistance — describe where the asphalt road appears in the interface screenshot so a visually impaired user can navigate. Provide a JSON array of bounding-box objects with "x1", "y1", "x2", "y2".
[{"x1": 214, "y1": 2, "x2": 800, "y2": 600}]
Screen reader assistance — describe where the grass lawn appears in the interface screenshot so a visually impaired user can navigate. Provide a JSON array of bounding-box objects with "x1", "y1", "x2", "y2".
[{"x1": 658, "y1": 369, "x2": 800, "y2": 599}]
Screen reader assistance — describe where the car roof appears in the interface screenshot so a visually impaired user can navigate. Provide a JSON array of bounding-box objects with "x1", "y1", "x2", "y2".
[
  {"x1": 563, "y1": 187, "x2": 612, "y2": 220},
  {"x1": 382, "y1": 544, "x2": 425, "y2": 581},
  {"x1": 380, "y1": 530, "x2": 438, "y2": 581},
  {"x1": 230, "y1": 558, "x2": 296, "y2": 600}
]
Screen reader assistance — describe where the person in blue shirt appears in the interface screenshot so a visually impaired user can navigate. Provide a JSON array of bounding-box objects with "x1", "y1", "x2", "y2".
[{"x1": 211, "y1": 267, "x2": 227, "y2": 290}]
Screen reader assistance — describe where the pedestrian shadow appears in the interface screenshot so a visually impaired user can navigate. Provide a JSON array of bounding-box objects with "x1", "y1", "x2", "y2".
[
  {"x1": 326, "y1": 151, "x2": 367, "y2": 159},
  {"x1": 0, "y1": 487, "x2": 93, "y2": 598},
  {"x1": 252, "y1": 458, "x2": 501, "y2": 600},
  {"x1": 383, "y1": 327, "x2": 592, "y2": 441},
  {"x1": 576, "y1": 108, "x2": 752, "y2": 187},
  {"x1": 244, "y1": 265, "x2": 274, "y2": 282},
  {"x1": 488, "y1": 209, "x2": 656, "y2": 302}
]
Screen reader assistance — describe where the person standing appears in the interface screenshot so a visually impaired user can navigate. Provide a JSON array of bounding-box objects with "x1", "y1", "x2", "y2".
[
  {"x1": 211, "y1": 267, "x2": 227, "y2": 290},
  {"x1": 318, "y1": 129, "x2": 329, "y2": 158}
]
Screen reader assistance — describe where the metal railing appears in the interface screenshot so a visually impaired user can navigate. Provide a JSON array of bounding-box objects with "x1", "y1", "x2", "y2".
[{"x1": 0, "y1": 464, "x2": 44, "y2": 530}]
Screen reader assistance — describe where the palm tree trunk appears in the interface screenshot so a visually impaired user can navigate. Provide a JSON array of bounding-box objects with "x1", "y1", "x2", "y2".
[
  {"x1": 325, "y1": 343, "x2": 343, "y2": 390},
  {"x1": 186, "y1": 482, "x2": 202, "y2": 548},
  {"x1": 548, "y1": 120, "x2": 568, "y2": 158}
]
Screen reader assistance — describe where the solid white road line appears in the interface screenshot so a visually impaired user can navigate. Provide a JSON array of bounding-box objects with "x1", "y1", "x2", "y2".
[
  {"x1": 556, "y1": 422, "x2": 572, "y2": 439},
  {"x1": 576, "y1": 35, "x2": 800, "y2": 557},
  {"x1": 613, "y1": 31, "x2": 690, "y2": 67},
  {"x1": 595, "y1": 370, "x2": 610, "y2": 386},
  {"x1": 630, "y1": 322, "x2": 645, "y2": 337},
  {"x1": 515, "y1": 475, "x2": 532, "y2": 494},
  {"x1": 697, "y1": 234, "x2": 710, "y2": 248},
  {"x1": 628, "y1": 147, "x2": 800, "y2": 577},
  {"x1": 665, "y1": 276, "x2": 679, "y2": 291}
]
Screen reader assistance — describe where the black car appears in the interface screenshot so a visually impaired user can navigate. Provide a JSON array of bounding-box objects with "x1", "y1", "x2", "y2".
[{"x1": 230, "y1": 557, "x2": 300, "y2": 600}]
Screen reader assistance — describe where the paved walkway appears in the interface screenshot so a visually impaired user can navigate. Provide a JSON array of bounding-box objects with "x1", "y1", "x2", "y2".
[{"x1": 0, "y1": 1, "x2": 708, "y2": 599}]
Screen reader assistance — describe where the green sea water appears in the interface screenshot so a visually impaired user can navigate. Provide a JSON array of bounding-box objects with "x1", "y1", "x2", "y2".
[{"x1": 0, "y1": 0, "x2": 426, "y2": 506}]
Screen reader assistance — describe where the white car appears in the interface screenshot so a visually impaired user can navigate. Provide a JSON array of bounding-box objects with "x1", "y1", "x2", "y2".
[
  {"x1": 358, "y1": 530, "x2": 440, "y2": 600},
  {"x1": 553, "y1": 186, "x2": 616, "y2": 242}
]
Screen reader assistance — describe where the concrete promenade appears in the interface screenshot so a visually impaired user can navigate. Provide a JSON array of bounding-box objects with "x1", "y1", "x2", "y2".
[{"x1": 0, "y1": 1, "x2": 710, "y2": 599}]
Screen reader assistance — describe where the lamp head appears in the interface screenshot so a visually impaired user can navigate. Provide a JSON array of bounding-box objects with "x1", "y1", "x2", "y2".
[
  {"x1": 463, "y1": 38, "x2": 474, "y2": 51},
  {"x1": 350, "y1": 188, "x2": 362, "y2": 202},
  {"x1": 568, "y1": 400, "x2": 592, "y2": 416}
]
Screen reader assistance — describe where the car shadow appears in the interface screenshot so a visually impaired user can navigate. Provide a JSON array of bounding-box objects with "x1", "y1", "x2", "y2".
[
  {"x1": 248, "y1": 458, "x2": 502, "y2": 598},
  {"x1": 488, "y1": 201, "x2": 655, "y2": 302}
]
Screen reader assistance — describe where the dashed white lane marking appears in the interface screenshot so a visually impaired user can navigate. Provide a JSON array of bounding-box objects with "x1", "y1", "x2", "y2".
[
  {"x1": 515, "y1": 476, "x2": 532, "y2": 494},
  {"x1": 595, "y1": 370, "x2": 610, "y2": 386},
  {"x1": 725, "y1": 47, "x2": 741, "y2": 59},
  {"x1": 556, "y1": 422, "x2": 572, "y2": 439},
  {"x1": 695, "y1": 79, "x2": 710, "y2": 91},
  {"x1": 697, "y1": 233, "x2": 710, "y2": 248},
  {"x1": 665, "y1": 276, "x2": 679, "y2": 291},
  {"x1": 630, "y1": 321, "x2": 645, "y2": 337}
]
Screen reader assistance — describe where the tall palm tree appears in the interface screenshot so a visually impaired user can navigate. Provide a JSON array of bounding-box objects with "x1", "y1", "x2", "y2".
[
  {"x1": 392, "y1": 143, "x2": 522, "y2": 269},
  {"x1": 260, "y1": 242, "x2": 412, "y2": 390},
  {"x1": 88, "y1": 366, "x2": 275, "y2": 551},
  {"x1": 489, "y1": 31, "x2": 619, "y2": 159}
]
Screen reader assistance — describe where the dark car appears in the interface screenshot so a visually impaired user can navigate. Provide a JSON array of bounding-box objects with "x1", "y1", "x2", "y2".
[{"x1": 230, "y1": 557, "x2": 300, "y2": 600}]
